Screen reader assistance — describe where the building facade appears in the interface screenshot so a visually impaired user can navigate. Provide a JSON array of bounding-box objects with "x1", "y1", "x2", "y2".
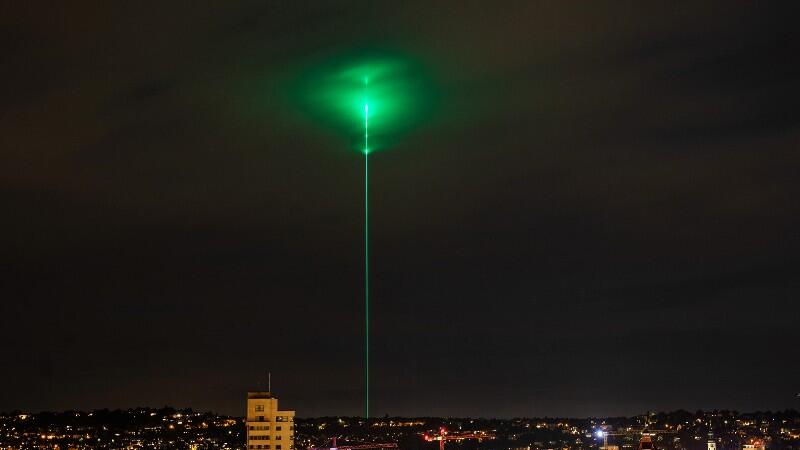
[
  {"x1": 246, "y1": 391, "x2": 295, "y2": 450},
  {"x1": 708, "y1": 431, "x2": 717, "y2": 450},
  {"x1": 743, "y1": 440, "x2": 765, "y2": 450}
]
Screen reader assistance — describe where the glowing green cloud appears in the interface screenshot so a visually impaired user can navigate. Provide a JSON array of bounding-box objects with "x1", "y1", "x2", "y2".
[
  {"x1": 280, "y1": 51, "x2": 437, "y2": 419},
  {"x1": 292, "y1": 53, "x2": 437, "y2": 153}
]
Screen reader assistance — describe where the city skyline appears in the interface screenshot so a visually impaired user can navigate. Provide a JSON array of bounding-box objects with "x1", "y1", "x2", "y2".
[
  {"x1": 1, "y1": 407, "x2": 798, "y2": 450},
  {"x1": 2, "y1": 2, "x2": 799, "y2": 418}
]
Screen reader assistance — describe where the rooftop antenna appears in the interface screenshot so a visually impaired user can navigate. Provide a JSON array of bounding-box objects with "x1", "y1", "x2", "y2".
[{"x1": 268, "y1": 372, "x2": 272, "y2": 393}]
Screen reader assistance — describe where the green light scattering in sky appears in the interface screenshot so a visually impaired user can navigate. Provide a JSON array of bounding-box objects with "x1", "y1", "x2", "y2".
[{"x1": 291, "y1": 52, "x2": 438, "y2": 153}]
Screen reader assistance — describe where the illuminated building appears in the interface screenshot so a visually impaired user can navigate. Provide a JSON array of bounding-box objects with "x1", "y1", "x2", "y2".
[
  {"x1": 246, "y1": 391, "x2": 295, "y2": 450},
  {"x1": 742, "y1": 440, "x2": 765, "y2": 450}
]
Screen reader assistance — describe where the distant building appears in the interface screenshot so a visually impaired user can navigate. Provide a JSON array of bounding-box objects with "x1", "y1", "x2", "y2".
[
  {"x1": 707, "y1": 432, "x2": 717, "y2": 450},
  {"x1": 742, "y1": 440, "x2": 765, "y2": 450},
  {"x1": 246, "y1": 391, "x2": 295, "y2": 450}
]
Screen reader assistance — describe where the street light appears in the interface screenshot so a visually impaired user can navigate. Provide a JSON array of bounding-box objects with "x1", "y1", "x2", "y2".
[{"x1": 596, "y1": 430, "x2": 608, "y2": 449}]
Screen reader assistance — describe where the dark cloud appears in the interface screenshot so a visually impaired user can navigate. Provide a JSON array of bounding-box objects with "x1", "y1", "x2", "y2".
[{"x1": 1, "y1": 1, "x2": 799, "y2": 417}]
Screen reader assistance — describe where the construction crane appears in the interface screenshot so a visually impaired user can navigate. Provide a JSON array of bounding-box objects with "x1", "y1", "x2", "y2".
[
  {"x1": 308, "y1": 438, "x2": 398, "y2": 450},
  {"x1": 424, "y1": 427, "x2": 496, "y2": 450}
]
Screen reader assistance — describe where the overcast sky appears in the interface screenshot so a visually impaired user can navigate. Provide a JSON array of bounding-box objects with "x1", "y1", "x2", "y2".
[{"x1": 1, "y1": 2, "x2": 799, "y2": 417}]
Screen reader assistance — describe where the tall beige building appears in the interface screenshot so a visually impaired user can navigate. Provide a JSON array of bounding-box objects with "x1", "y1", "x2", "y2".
[{"x1": 246, "y1": 391, "x2": 295, "y2": 450}]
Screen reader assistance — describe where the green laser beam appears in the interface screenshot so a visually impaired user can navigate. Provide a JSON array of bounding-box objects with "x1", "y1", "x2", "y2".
[
  {"x1": 286, "y1": 52, "x2": 438, "y2": 419},
  {"x1": 364, "y1": 101, "x2": 369, "y2": 419}
]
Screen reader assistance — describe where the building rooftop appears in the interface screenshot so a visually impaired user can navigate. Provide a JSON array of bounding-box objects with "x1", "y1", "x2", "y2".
[{"x1": 248, "y1": 391, "x2": 274, "y2": 399}]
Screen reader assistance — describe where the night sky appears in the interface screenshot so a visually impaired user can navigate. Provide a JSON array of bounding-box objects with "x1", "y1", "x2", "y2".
[{"x1": 2, "y1": 2, "x2": 799, "y2": 418}]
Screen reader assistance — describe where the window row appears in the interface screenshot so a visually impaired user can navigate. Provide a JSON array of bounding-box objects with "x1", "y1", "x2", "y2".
[{"x1": 249, "y1": 436, "x2": 293, "y2": 441}]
